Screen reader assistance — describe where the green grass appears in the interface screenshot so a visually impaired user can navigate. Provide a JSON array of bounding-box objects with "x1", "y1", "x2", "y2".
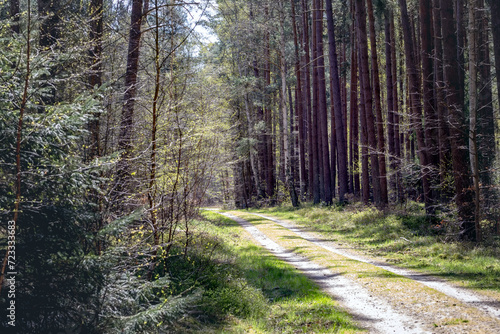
[
  {"x1": 177, "y1": 210, "x2": 362, "y2": 333},
  {"x1": 244, "y1": 203, "x2": 500, "y2": 292}
]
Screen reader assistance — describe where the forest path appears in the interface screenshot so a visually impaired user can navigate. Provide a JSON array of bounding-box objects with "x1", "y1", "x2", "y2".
[{"x1": 220, "y1": 210, "x2": 500, "y2": 333}]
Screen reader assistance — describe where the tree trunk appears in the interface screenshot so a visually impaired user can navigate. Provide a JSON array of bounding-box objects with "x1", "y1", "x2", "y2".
[
  {"x1": 420, "y1": 0, "x2": 440, "y2": 204},
  {"x1": 490, "y1": 0, "x2": 500, "y2": 114},
  {"x1": 311, "y1": 0, "x2": 321, "y2": 204},
  {"x1": 9, "y1": 0, "x2": 20, "y2": 33},
  {"x1": 399, "y1": 0, "x2": 433, "y2": 212},
  {"x1": 355, "y1": 0, "x2": 381, "y2": 206},
  {"x1": 440, "y1": 0, "x2": 475, "y2": 240},
  {"x1": 350, "y1": 28, "x2": 360, "y2": 197},
  {"x1": 116, "y1": 0, "x2": 146, "y2": 203},
  {"x1": 326, "y1": 0, "x2": 348, "y2": 203},
  {"x1": 367, "y1": 0, "x2": 388, "y2": 205},
  {"x1": 384, "y1": 10, "x2": 396, "y2": 202},
  {"x1": 119, "y1": 0, "x2": 145, "y2": 157},
  {"x1": 390, "y1": 12, "x2": 403, "y2": 203},
  {"x1": 477, "y1": 0, "x2": 495, "y2": 188},
  {"x1": 313, "y1": 0, "x2": 332, "y2": 204},
  {"x1": 301, "y1": 0, "x2": 314, "y2": 201},
  {"x1": 467, "y1": 0, "x2": 482, "y2": 242},
  {"x1": 291, "y1": 0, "x2": 307, "y2": 199},
  {"x1": 433, "y1": 0, "x2": 451, "y2": 200},
  {"x1": 88, "y1": 0, "x2": 104, "y2": 160}
]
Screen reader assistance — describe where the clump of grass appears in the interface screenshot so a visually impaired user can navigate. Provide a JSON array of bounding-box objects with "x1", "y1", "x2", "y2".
[{"x1": 250, "y1": 203, "x2": 500, "y2": 292}]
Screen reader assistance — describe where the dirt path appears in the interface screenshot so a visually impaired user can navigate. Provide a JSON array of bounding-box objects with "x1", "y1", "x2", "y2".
[{"x1": 221, "y1": 211, "x2": 500, "y2": 333}]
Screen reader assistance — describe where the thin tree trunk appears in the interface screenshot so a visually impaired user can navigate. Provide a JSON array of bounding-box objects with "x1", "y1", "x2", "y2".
[
  {"x1": 326, "y1": 0, "x2": 348, "y2": 203},
  {"x1": 385, "y1": 10, "x2": 396, "y2": 202},
  {"x1": 118, "y1": 0, "x2": 146, "y2": 184},
  {"x1": 314, "y1": 0, "x2": 331, "y2": 204},
  {"x1": 399, "y1": 0, "x2": 433, "y2": 212},
  {"x1": 350, "y1": 29, "x2": 360, "y2": 197},
  {"x1": 367, "y1": 0, "x2": 388, "y2": 205},
  {"x1": 391, "y1": 13, "x2": 403, "y2": 203},
  {"x1": 88, "y1": 0, "x2": 103, "y2": 160},
  {"x1": 291, "y1": 0, "x2": 307, "y2": 199},
  {"x1": 301, "y1": 0, "x2": 314, "y2": 200},
  {"x1": 433, "y1": 0, "x2": 452, "y2": 200},
  {"x1": 490, "y1": 0, "x2": 500, "y2": 112},
  {"x1": 467, "y1": 0, "x2": 482, "y2": 242},
  {"x1": 355, "y1": 0, "x2": 381, "y2": 206},
  {"x1": 311, "y1": 0, "x2": 321, "y2": 204},
  {"x1": 420, "y1": 0, "x2": 440, "y2": 205},
  {"x1": 9, "y1": 0, "x2": 20, "y2": 33}
]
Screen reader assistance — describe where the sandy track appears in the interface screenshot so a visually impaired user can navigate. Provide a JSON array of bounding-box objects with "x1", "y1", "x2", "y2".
[
  {"x1": 251, "y1": 213, "x2": 500, "y2": 321},
  {"x1": 220, "y1": 211, "x2": 500, "y2": 333},
  {"x1": 222, "y1": 212, "x2": 426, "y2": 333}
]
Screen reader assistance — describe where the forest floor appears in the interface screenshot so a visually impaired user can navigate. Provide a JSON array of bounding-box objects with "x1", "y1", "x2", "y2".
[{"x1": 218, "y1": 210, "x2": 500, "y2": 333}]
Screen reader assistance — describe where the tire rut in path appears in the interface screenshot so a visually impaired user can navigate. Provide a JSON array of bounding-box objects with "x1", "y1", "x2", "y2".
[{"x1": 222, "y1": 212, "x2": 428, "y2": 334}]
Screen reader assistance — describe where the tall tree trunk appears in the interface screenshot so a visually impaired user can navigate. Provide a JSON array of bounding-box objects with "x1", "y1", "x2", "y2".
[
  {"x1": 88, "y1": 0, "x2": 104, "y2": 160},
  {"x1": 301, "y1": 0, "x2": 314, "y2": 200},
  {"x1": 355, "y1": 0, "x2": 381, "y2": 206},
  {"x1": 9, "y1": 0, "x2": 20, "y2": 33},
  {"x1": 420, "y1": 0, "x2": 440, "y2": 205},
  {"x1": 456, "y1": 0, "x2": 466, "y2": 109},
  {"x1": 265, "y1": 23, "x2": 275, "y2": 200},
  {"x1": 37, "y1": 0, "x2": 60, "y2": 109},
  {"x1": 38, "y1": 0, "x2": 60, "y2": 48},
  {"x1": 326, "y1": 0, "x2": 348, "y2": 203},
  {"x1": 433, "y1": 0, "x2": 452, "y2": 200},
  {"x1": 291, "y1": 0, "x2": 307, "y2": 198},
  {"x1": 490, "y1": 0, "x2": 500, "y2": 113},
  {"x1": 311, "y1": 0, "x2": 321, "y2": 204},
  {"x1": 467, "y1": 0, "x2": 482, "y2": 242},
  {"x1": 399, "y1": 0, "x2": 433, "y2": 212},
  {"x1": 385, "y1": 10, "x2": 396, "y2": 202},
  {"x1": 367, "y1": 0, "x2": 388, "y2": 205},
  {"x1": 477, "y1": 0, "x2": 495, "y2": 188},
  {"x1": 313, "y1": 0, "x2": 331, "y2": 204},
  {"x1": 117, "y1": 0, "x2": 146, "y2": 199},
  {"x1": 440, "y1": 0, "x2": 475, "y2": 240},
  {"x1": 350, "y1": 29, "x2": 360, "y2": 197},
  {"x1": 390, "y1": 12, "x2": 403, "y2": 203}
]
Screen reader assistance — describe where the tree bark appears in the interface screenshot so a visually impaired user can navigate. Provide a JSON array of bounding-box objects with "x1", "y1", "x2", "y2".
[
  {"x1": 477, "y1": 0, "x2": 495, "y2": 188},
  {"x1": 420, "y1": 0, "x2": 440, "y2": 204},
  {"x1": 116, "y1": 0, "x2": 146, "y2": 201},
  {"x1": 467, "y1": 0, "x2": 482, "y2": 242},
  {"x1": 384, "y1": 10, "x2": 396, "y2": 202},
  {"x1": 291, "y1": 0, "x2": 307, "y2": 199},
  {"x1": 355, "y1": 0, "x2": 381, "y2": 206},
  {"x1": 350, "y1": 27, "x2": 360, "y2": 197},
  {"x1": 490, "y1": 0, "x2": 500, "y2": 114},
  {"x1": 9, "y1": 0, "x2": 20, "y2": 33},
  {"x1": 399, "y1": 0, "x2": 433, "y2": 211},
  {"x1": 314, "y1": 0, "x2": 332, "y2": 205},
  {"x1": 440, "y1": 0, "x2": 475, "y2": 240},
  {"x1": 88, "y1": 0, "x2": 104, "y2": 160},
  {"x1": 326, "y1": 0, "x2": 348, "y2": 203},
  {"x1": 301, "y1": 0, "x2": 314, "y2": 201},
  {"x1": 366, "y1": 0, "x2": 388, "y2": 205}
]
